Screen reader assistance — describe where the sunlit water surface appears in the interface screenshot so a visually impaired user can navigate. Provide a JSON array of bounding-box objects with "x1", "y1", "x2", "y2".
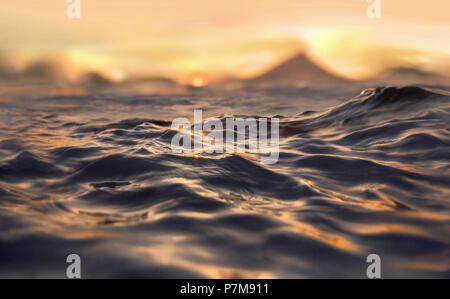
[{"x1": 0, "y1": 84, "x2": 449, "y2": 278}]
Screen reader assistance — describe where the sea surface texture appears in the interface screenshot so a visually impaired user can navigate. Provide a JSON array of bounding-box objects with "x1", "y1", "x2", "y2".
[{"x1": 0, "y1": 84, "x2": 449, "y2": 278}]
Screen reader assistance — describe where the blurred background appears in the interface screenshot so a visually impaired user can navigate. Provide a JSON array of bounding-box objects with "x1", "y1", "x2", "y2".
[{"x1": 0, "y1": 0, "x2": 449, "y2": 87}]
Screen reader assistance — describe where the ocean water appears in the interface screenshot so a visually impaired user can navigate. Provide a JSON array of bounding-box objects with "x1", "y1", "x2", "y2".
[{"x1": 0, "y1": 84, "x2": 449, "y2": 278}]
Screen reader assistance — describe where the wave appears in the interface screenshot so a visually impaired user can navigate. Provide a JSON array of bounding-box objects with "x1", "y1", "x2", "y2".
[{"x1": 0, "y1": 85, "x2": 448, "y2": 278}]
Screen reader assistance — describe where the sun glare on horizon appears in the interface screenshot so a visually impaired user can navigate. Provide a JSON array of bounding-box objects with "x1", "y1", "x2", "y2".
[{"x1": 190, "y1": 77, "x2": 207, "y2": 87}]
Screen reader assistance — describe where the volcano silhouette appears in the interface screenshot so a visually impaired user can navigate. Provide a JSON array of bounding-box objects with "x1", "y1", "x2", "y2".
[{"x1": 249, "y1": 53, "x2": 349, "y2": 84}]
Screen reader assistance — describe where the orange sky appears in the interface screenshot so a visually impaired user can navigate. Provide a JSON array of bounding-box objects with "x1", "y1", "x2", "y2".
[{"x1": 1, "y1": 0, "x2": 449, "y2": 80}]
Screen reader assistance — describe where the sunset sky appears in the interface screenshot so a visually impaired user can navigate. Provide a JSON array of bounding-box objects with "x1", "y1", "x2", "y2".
[{"x1": 1, "y1": 0, "x2": 449, "y2": 81}]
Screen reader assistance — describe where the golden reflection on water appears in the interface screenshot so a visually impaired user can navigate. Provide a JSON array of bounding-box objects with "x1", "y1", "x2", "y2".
[
  {"x1": 278, "y1": 211, "x2": 361, "y2": 254},
  {"x1": 134, "y1": 242, "x2": 275, "y2": 279},
  {"x1": 0, "y1": 84, "x2": 448, "y2": 278}
]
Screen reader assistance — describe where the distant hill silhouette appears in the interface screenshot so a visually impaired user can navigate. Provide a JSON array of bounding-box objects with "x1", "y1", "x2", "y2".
[
  {"x1": 248, "y1": 53, "x2": 349, "y2": 85},
  {"x1": 376, "y1": 67, "x2": 450, "y2": 85}
]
